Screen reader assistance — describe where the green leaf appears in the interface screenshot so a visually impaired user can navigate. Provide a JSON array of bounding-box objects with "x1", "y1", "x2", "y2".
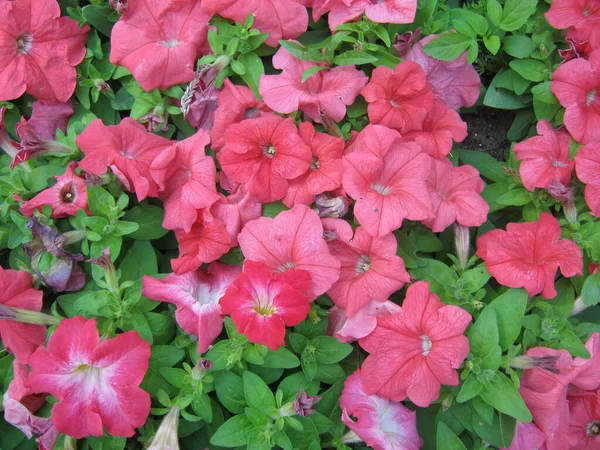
[
  {"x1": 582, "y1": 272, "x2": 600, "y2": 306},
  {"x1": 278, "y1": 373, "x2": 320, "y2": 401},
  {"x1": 509, "y1": 59, "x2": 547, "y2": 83},
  {"x1": 311, "y1": 336, "x2": 353, "y2": 364},
  {"x1": 86, "y1": 186, "x2": 115, "y2": 216},
  {"x1": 243, "y1": 371, "x2": 276, "y2": 409},
  {"x1": 483, "y1": 35, "x2": 501, "y2": 55},
  {"x1": 302, "y1": 66, "x2": 328, "y2": 82},
  {"x1": 487, "y1": 0, "x2": 503, "y2": 26},
  {"x1": 496, "y1": 188, "x2": 532, "y2": 206},
  {"x1": 238, "y1": 52, "x2": 264, "y2": 99},
  {"x1": 503, "y1": 35, "x2": 535, "y2": 58},
  {"x1": 457, "y1": 374, "x2": 483, "y2": 403},
  {"x1": 436, "y1": 421, "x2": 466, "y2": 450},
  {"x1": 119, "y1": 240, "x2": 158, "y2": 282},
  {"x1": 500, "y1": 0, "x2": 538, "y2": 31},
  {"x1": 159, "y1": 368, "x2": 188, "y2": 389},
  {"x1": 279, "y1": 40, "x2": 324, "y2": 62},
  {"x1": 333, "y1": 50, "x2": 378, "y2": 66},
  {"x1": 262, "y1": 347, "x2": 300, "y2": 369},
  {"x1": 489, "y1": 289, "x2": 528, "y2": 350},
  {"x1": 124, "y1": 204, "x2": 168, "y2": 240},
  {"x1": 558, "y1": 328, "x2": 591, "y2": 358},
  {"x1": 480, "y1": 372, "x2": 532, "y2": 422},
  {"x1": 461, "y1": 10, "x2": 489, "y2": 35},
  {"x1": 468, "y1": 307, "x2": 499, "y2": 358},
  {"x1": 210, "y1": 414, "x2": 253, "y2": 447},
  {"x1": 423, "y1": 33, "x2": 474, "y2": 61},
  {"x1": 531, "y1": 81, "x2": 558, "y2": 104},
  {"x1": 456, "y1": 149, "x2": 507, "y2": 182},
  {"x1": 214, "y1": 371, "x2": 246, "y2": 414}
]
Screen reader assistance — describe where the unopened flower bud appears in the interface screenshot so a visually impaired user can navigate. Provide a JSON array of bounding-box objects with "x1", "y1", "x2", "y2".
[
  {"x1": 109, "y1": 0, "x2": 127, "y2": 14},
  {"x1": 315, "y1": 193, "x2": 349, "y2": 218},
  {"x1": 572, "y1": 296, "x2": 587, "y2": 316},
  {"x1": 454, "y1": 223, "x2": 470, "y2": 270},
  {"x1": 510, "y1": 355, "x2": 560, "y2": 374},
  {"x1": 547, "y1": 180, "x2": 577, "y2": 222},
  {"x1": 392, "y1": 28, "x2": 422, "y2": 57},
  {"x1": 318, "y1": 109, "x2": 343, "y2": 137},
  {"x1": 293, "y1": 391, "x2": 322, "y2": 417},
  {"x1": 64, "y1": 436, "x2": 77, "y2": 450},
  {"x1": 192, "y1": 359, "x2": 213, "y2": 380},
  {"x1": 93, "y1": 79, "x2": 111, "y2": 92},
  {"x1": 0, "y1": 107, "x2": 19, "y2": 159},
  {"x1": 0, "y1": 304, "x2": 59, "y2": 326},
  {"x1": 147, "y1": 407, "x2": 180, "y2": 450},
  {"x1": 88, "y1": 249, "x2": 119, "y2": 292}
]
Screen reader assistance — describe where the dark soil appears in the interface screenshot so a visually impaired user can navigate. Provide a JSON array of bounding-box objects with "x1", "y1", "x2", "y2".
[{"x1": 461, "y1": 107, "x2": 515, "y2": 161}]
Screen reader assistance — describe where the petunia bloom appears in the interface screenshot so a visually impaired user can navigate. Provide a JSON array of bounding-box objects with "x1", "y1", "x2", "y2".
[
  {"x1": 20, "y1": 162, "x2": 89, "y2": 218},
  {"x1": 210, "y1": 184, "x2": 262, "y2": 247},
  {"x1": 201, "y1": 0, "x2": 308, "y2": 47},
  {"x1": 283, "y1": 122, "x2": 345, "y2": 207},
  {"x1": 476, "y1": 213, "x2": 583, "y2": 299},
  {"x1": 328, "y1": 300, "x2": 400, "y2": 343},
  {"x1": 546, "y1": 0, "x2": 600, "y2": 50},
  {"x1": 142, "y1": 263, "x2": 241, "y2": 353},
  {"x1": 361, "y1": 62, "x2": 434, "y2": 133},
  {"x1": 77, "y1": 118, "x2": 171, "y2": 201},
  {"x1": 110, "y1": 0, "x2": 211, "y2": 91},
  {"x1": 150, "y1": 130, "x2": 219, "y2": 232},
  {"x1": 219, "y1": 261, "x2": 311, "y2": 350},
  {"x1": 502, "y1": 422, "x2": 546, "y2": 450},
  {"x1": 238, "y1": 205, "x2": 341, "y2": 298},
  {"x1": 423, "y1": 158, "x2": 489, "y2": 233},
  {"x1": 359, "y1": 281, "x2": 472, "y2": 407},
  {"x1": 343, "y1": 138, "x2": 433, "y2": 237},
  {"x1": 404, "y1": 35, "x2": 481, "y2": 110},
  {"x1": 260, "y1": 45, "x2": 368, "y2": 122},
  {"x1": 552, "y1": 51, "x2": 600, "y2": 144},
  {"x1": 0, "y1": 268, "x2": 46, "y2": 363},
  {"x1": 568, "y1": 389, "x2": 600, "y2": 449},
  {"x1": 575, "y1": 142, "x2": 600, "y2": 216},
  {"x1": 211, "y1": 79, "x2": 273, "y2": 151},
  {"x1": 27, "y1": 317, "x2": 151, "y2": 438},
  {"x1": 0, "y1": 0, "x2": 89, "y2": 104},
  {"x1": 323, "y1": 219, "x2": 409, "y2": 317},
  {"x1": 513, "y1": 120, "x2": 575, "y2": 191},
  {"x1": 218, "y1": 115, "x2": 312, "y2": 203},
  {"x1": 340, "y1": 370, "x2": 423, "y2": 450}
]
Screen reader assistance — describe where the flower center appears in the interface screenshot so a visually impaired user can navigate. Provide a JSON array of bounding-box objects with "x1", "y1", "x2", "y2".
[
  {"x1": 16, "y1": 35, "x2": 33, "y2": 54},
  {"x1": 552, "y1": 158, "x2": 568, "y2": 168},
  {"x1": 60, "y1": 182, "x2": 76, "y2": 204},
  {"x1": 421, "y1": 335, "x2": 432, "y2": 356},
  {"x1": 587, "y1": 421, "x2": 600, "y2": 436},
  {"x1": 161, "y1": 39, "x2": 181, "y2": 48},
  {"x1": 253, "y1": 298, "x2": 277, "y2": 317},
  {"x1": 587, "y1": 89, "x2": 597, "y2": 106},
  {"x1": 262, "y1": 144, "x2": 277, "y2": 158},
  {"x1": 583, "y1": 8, "x2": 590, "y2": 16},
  {"x1": 119, "y1": 148, "x2": 136, "y2": 159},
  {"x1": 310, "y1": 157, "x2": 320, "y2": 170},
  {"x1": 356, "y1": 255, "x2": 371, "y2": 274},
  {"x1": 277, "y1": 261, "x2": 297, "y2": 273},
  {"x1": 371, "y1": 183, "x2": 392, "y2": 195},
  {"x1": 389, "y1": 97, "x2": 401, "y2": 108}
]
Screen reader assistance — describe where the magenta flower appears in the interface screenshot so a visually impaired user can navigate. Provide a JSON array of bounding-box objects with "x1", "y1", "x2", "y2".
[
  {"x1": 210, "y1": 184, "x2": 262, "y2": 247},
  {"x1": 575, "y1": 142, "x2": 600, "y2": 216},
  {"x1": 328, "y1": 301, "x2": 400, "y2": 344},
  {"x1": 546, "y1": 0, "x2": 600, "y2": 49}
]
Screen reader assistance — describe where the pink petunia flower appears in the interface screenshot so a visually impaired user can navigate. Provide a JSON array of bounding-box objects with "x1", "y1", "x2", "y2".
[
  {"x1": 328, "y1": 300, "x2": 400, "y2": 343},
  {"x1": 476, "y1": 213, "x2": 583, "y2": 299},
  {"x1": 546, "y1": 0, "x2": 600, "y2": 50},
  {"x1": 110, "y1": 0, "x2": 211, "y2": 91},
  {"x1": 402, "y1": 100, "x2": 468, "y2": 159},
  {"x1": 218, "y1": 115, "x2": 312, "y2": 203},
  {"x1": 142, "y1": 263, "x2": 241, "y2": 353},
  {"x1": 238, "y1": 205, "x2": 341, "y2": 298},
  {"x1": 201, "y1": 0, "x2": 308, "y2": 47},
  {"x1": 172, "y1": 209, "x2": 232, "y2": 274},
  {"x1": 18, "y1": 101, "x2": 73, "y2": 142},
  {"x1": 150, "y1": 130, "x2": 219, "y2": 232},
  {"x1": 283, "y1": 122, "x2": 345, "y2": 207},
  {"x1": 502, "y1": 422, "x2": 546, "y2": 450},
  {"x1": 20, "y1": 162, "x2": 89, "y2": 218},
  {"x1": 219, "y1": 261, "x2": 311, "y2": 350},
  {"x1": 343, "y1": 123, "x2": 401, "y2": 156},
  {"x1": 27, "y1": 317, "x2": 151, "y2": 439},
  {"x1": 0, "y1": 0, "x2": 89, "y2": 104},
  {"x1": 559, "y1": 36, "x2": 593, "y2": 63},
  {"x1": 575, "y1": 142, "x2": 600, "y2": 216},
  {"x1": 323, "y1": 218, "x2": 409, "y2": 317},
  {"x1": 513, "y1": 120, "x2": 575, "y2": 191},
  {"x1": 361, "y1": 62, "x2": 434, "y2": 133},
  {"x1": 312, "y1": 0, "x2": 417, "y2": 33},
  {"x1": 423, "y1": 158, "x2": 489, "y2": 233},
  {"x1": 77, "y1": 118, "x2": 171, "y2": 201},
  {"x1": 551, "y1": 51, "x2": 600, "y2": 144},
  {"x1": 340, "y1": 370, "x2": 423, "y2": 450},
  {"x1": 210, "y1": 184, "x2": 262, "y2": 247},
  {"x1": 0, "y1": 268, "x2": 46, "y2": 363},
  {"x1": 568, "y1": 389, "x2": 600, "y2": 449},
  {"x1": 343, "y1": 137, "x2": 433, "y2": 237},
  {"x1": 260, "y1": 45, "x2": 368, "y2": 122},
  {"x1": 404, "y1": 35, "x2": 481, "y2": 110},
  {"x1": 211, "y1": 79, "x2": 273, "y2": 151},
  {"x1": 359, "y1": 281, "x2": 472, "y2": 407}
]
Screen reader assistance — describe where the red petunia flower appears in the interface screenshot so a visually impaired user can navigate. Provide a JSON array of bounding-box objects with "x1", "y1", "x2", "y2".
[
  {"x1": 575, "y1": 142, "x2": 600, "y2": 216},
  {"x1": 210, "y1": 184, "x2": 262, "y2": 247},
  {"x1": 552, "y1": 51, "x2": 600, "y2": 144},
  {"x1": 568, "y1": 389, "x2": 600, "y2": 450},
  {"x1": 110, "y1": 0, "x2": 211, "y2": 91},
  {"x1": 514, "y1": 120, "x2": 575, "y2": 191},
  {"x1": 312, "y1": 0, "x2": 417, "y2": 33},
  {"x1": 238, "y1": 205, "x2": 341, "y2": 298},
  {"x1": 323, "y1": 218, "x2": 409, "y2": 317},
  {"x1": 0, "y1": 268, "x2": 45, "y2": 363},
  {"x1": 0, "y1": 0, "x2": 89, "y2": 104},
  {"x1": 260, "y1": 45, "x2": 368, "y2": 123},
  {"x1": 142, "y1": 263, "x2": 241, "y2": 353},
  {"x1": 343, "y1": 123, "x2": 401, "y2": 156},
  {"x1": 218, "y1": 115, "x2": 312, "y2": 203},
  {"x1": 559, "y1": 36, "x2": 593, "y2": 63},
  {"x1": 201, "y1": 0, "x2": 308, "y2": 47},
  {"x1": 150, "y1": 130, "x2": 219, "y2": 232},
  {"x1": 359, "y1": 281, "x2": 471, "y2": 407},
  {"x1": 77, "y1": 118, "x2": 171, "y2": 201},
  {"x1": 219, "y1": 261, "x2": 311, "y2": 350},
  {"x1": 361, "y1": 62, "x2": 434, "y2": 133},
  {"x1": 546, "y1": 0, "x2": 600, "y2": 50},
  {"x1": 404, "y1": 35, "x2": 481, "y2": 110},
  {"x1": 20, "y1": 162, "x2": 89, "y2": 219},
  {"x1": 328, "y1": 300, "x2": 400, "y2": 343},
  {"x1": 343, "y1": 137, "x2": 433, "y2": 237},
  {"x1": 283, "y1": 122, "x2": 345, "y2": 207},
  {"x1": 402, "y1": 100, "x2": 468, "y2": 159},
  {"x1": 211, "y1": 79, "x2": 273, "y2": 151},
  {"x1": 423, "y1": 158, "x2": 489, "y2": 233},
  {"x1": 27, "y1": 317, "x2": 151, "y2": 439},
  {"x1": 476, "y1": 213, "x2": 583, "y2": 299},
  {"x1": 172, "y1": 209, "x2": 231, "y2": 275},
  {"x1": 340, "y1": 370, "x2": 423, "y2": 450}
]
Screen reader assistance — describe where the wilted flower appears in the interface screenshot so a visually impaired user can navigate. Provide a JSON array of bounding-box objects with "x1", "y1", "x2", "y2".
[
  {"x1": 88, "y1": 248, "x2": 118, "y2": 292},
  {"x1": 559, "y1": 37, "x2": 593, "y2": 63},
  {"x1": 293, "y1": 391, "x2": 322, "y2": 417},
  {"x1": 109, "y1": 0, "x2": 127, "y2": 14},
  {"x1": 0, "y1": 107, "x2": 20, "y2": 159},
  {"x1": 454, "y1": 223, "x2": 471, "y2": 270},
  {"x1": 314, "y1": 193, "x2": 349, "y2": 218},
  {"x1": 392, "y1": 28, "x2": 422, "y2": 57},
  {"x1": 138, "y1": 109, "x2": 168, "y2": 133},
  {"x1": 147, "y1": 407, "x2": 180, "y2": 450},
  {"x1": 547, "y1": 180, "x2": 577, "y2": 223},
  {"x1": 511, "y1": 355, "x2": 561, "y2": 374}
]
